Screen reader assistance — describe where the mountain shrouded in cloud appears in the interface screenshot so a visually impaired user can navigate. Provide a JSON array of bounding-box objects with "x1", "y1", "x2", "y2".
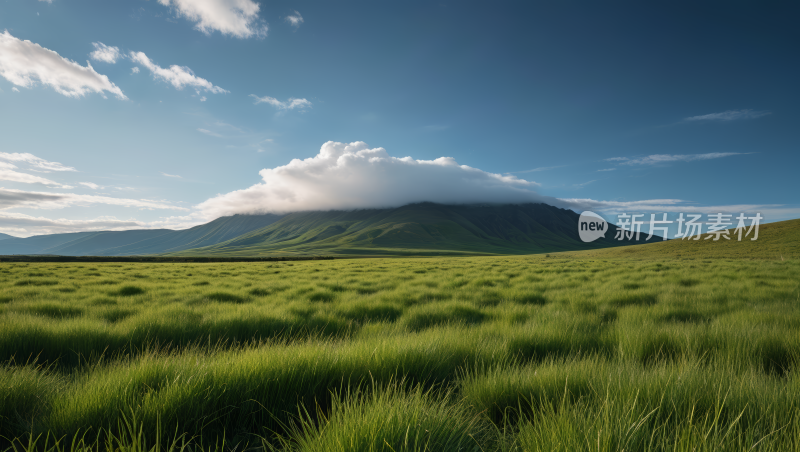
[{"x1": 197, "y1": 141, "x2": 553, "y2": 218}]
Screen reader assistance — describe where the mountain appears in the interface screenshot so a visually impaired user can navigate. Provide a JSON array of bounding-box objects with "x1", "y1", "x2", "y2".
[
  {"x1": 0, "y1": 214, "x2": 283, "y2": 256},
  {"x1": 169, "y1": 203, "x2": 657, "y2": 257},
  {"x1": 568, "y1": 218, "x2": 800, "y2": 260},
  {"x1": 0, "y1": 233, "x2": 16, "y2": 241}
]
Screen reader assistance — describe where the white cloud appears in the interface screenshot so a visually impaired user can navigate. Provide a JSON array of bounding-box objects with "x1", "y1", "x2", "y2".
[
  {"x1": 197, "y1": 128, "x2": 222, "y2": 137},
  {"x1": 0, "y1": 211, "x2": 205, "y2": 237},
  {"x1": 158, "y1": 0, "x2": 267, "y2": 38},
  {"x1": 610, "y1": 153, "x2": 746, "y2": 166},
  {"x1": 509, "y1": 165, "x2": 565, "y2": 174},
  {"x1": 0, "y1": 31, "x2": 126, "y2": 99},
  {"x1": 129, "y1": 51, "x2": 228, "y2": 94},
  {"x1": 79, "y1": 182, "x2": 102, "y2": 189},
  {"x1": 161, "y1": 172, "x2": 182, "y2": 178},
  {"x1": 0, "y1": 157, "x2": 71, "y2": 187},
  {"x1": 12, "y1": 87, "x2": 19, "y2": 92},
  {"x1": 197, "y1": 141, "x2": 547, "y2": 218},
  {"x1": 0, "y1": 166, "x2": 69, "y2": 187},
  {"x1": 0, "y1": 187, "x2": 186, "y2": 211},
  {"x1": 89, "y1": 42, "x2": 121, "y2": 64},
  {"x1": 200, "y1": 96, "x2": 207, "y2": 102},
  {"x1": 250, "y1": 94, "x2": 311, "y2": 110},
  {"x1": 0, "y1": 152, "x2": 76, "y2": 172},
  {"x1": 684, "y1": 109, "x2": 771, "y2": 122},
  {"x1": 285, "y1": 11, "x2": 304, "y2": 28},
  {"x1": 131, "y1": 67, "x2": 140, "y2": 74},
  {"x1": 597, "y1": 168, "x2": 616, "y2": 172}
]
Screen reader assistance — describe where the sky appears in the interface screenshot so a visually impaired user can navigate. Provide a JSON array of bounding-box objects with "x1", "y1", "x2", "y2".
[{"x1": 0, "y1": 0, "x2": 798, "y2": 238}]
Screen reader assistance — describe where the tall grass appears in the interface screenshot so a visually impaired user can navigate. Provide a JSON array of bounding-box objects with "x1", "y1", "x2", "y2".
[{"x1": 0, "y1": 256, "x2": 798, "y2": 449}]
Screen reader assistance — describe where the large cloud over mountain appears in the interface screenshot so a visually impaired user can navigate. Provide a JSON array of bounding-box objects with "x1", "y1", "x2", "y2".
[{"x1": 198, "y1": 141, "x2": 552, "y2": 218}]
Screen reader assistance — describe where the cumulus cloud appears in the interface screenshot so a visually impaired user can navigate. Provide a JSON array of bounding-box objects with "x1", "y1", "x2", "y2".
[
  {"x1": 131, "y1": 67, "x2": 140, "y2": 74},
  {"x1": 158, "y1": 0, "x2": 267, "y2": 38},
  {"x1": 684, "y1": 109, "x2": 771, "y2": 122},
  {"x1": 0, "y1": 31, "x2": 126, "y2": 99},
  {"x1": 285, "y1": 11, "x2": 304, "y2": 28},
  {"x1": 197, "y1": 141, "x2": 548, "y2": 218},
  {"x1": 89, "y1": 42, "x2": 121, "y2": 63},
  {"x1": 608, "y1": 153, "x2": 746, "y2": 166},
  {"x1": 0, "y1": 152, "x2": 76, "y2": 172},
  {"x1": 129, "y1": 51, "x2": 228, "y2": 94},
  {"x1": 0, "y1": 187, "x2": 186, "y2": 211},
  {"x1": 250, "y1": 94, "x2": 311, "y2": 110}
]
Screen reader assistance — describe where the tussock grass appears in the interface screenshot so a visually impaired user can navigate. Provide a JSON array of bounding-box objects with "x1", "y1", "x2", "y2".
[{"x1": 0, "y1": 255, "x2": 798, "y2": 450}]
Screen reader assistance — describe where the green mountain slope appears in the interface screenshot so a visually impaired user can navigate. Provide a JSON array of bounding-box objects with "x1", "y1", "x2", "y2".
[
  {"x1": 0, "y1": 214, "x2": 282, "y2": 256},
  {"x1": 171, "y1": 203, "x2": 656, "y2": 257},
  {"x1": 566, "y1": 218, "x2": 800, "y2": 260}
]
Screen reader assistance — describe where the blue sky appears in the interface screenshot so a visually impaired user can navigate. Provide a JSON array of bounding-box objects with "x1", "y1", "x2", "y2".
[{"x1": 0, "y1": 0, "x2": 798, "y2": 237}]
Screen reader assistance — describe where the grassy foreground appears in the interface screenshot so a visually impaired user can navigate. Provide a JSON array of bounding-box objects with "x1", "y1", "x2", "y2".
[{"x1": 0, "y1": 251, "x2": 798, "y2": 450}]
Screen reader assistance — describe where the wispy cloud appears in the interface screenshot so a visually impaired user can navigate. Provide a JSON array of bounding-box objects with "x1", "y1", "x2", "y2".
[
  {"x1": 131, "y1": 67, "x2": 140, "y2": 74},
  {"x1": 684, "y1": 109, "x2": 771, "y2": 122},
  {"x1": 0, "y1": 187, "x2": 185, "y2": 211},
  {"x1": 0, "y1": 152, "x2": 76, "y2": 172},
  {"x1": 0, "y1": 31, "x2": 126, "y2": 99},
  {"x1": 508, "y1": 165, "x2": 565, "y2": 174},
  {"x1": 0, "y1": 211, "x2": 204, "y2": 237},
  {"x1": 605, "y1": 153, "x2": 747, "y2": 166},
  {"x1": 129, "y1": 51, "x2": 228, "y2": 94},
  {"x1": 597, "y1": 168, "x2": 616, "y2": 172},
  {"x1": 160, "y1": 172, "x2": 182, "y2": 178},
  {"x1": 89, "y1": 42, "x2": 121, "y2": 64},
  {"x1": 79, "y1": 182, "x2": 102, "y2": 190},
  {"x1": 157, "y1": 0, "x2": 267, "y2": 39},
  {"x1": 250, "y1": 94, "x2": 311, "y2": 110},
  {"x1": 197, "y1": 128, "x2": 223, "y2": 137},
  {"x1": 285, "y1": 10, "x2": 304, "y2": 28},
  {"x1": 574, "y1": 180, "x2": 596, "y2": 188},
  {"x1": 0, "y1": 166, "x2": 71, "y2": 188}
]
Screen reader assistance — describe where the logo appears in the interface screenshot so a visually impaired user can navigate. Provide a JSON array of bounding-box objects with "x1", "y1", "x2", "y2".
[{"x1": 578, "y1": 211, "x2": 607, "y2": 242}]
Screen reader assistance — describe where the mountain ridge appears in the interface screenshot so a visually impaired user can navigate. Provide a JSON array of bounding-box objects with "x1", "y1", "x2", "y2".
[
  {"x1": 0, "y1": 214, "x2": 282, "y2": 256},
  {"x1": 169, "y1": 203, "x2": 656, "y2": 257},
  {"x1": 0, "y1": 203, "x2": 658, "y2": 257}
]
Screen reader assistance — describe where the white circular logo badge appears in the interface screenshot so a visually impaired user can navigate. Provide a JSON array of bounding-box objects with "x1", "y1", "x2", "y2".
[{"x1": 578, "y1": 211, "x2": 608, "y2": 242}]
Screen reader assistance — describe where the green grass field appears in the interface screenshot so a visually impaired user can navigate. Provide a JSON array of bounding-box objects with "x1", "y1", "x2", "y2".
[{"x1": 1, "y1": 226, "x2": 799, "y2": 450}]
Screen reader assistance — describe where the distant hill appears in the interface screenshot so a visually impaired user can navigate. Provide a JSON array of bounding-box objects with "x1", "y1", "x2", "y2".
[
  {"x1": 169, "y1": 203, "x2": 657, "y2": 257},
  {"x1": 0, "y1": 214, "x2": 283, "y2": 256},
  {"x1": 566, "y1": 218, "x2": 800, "y2": 260},
  {"x1": 0, "y1": 233, "x2": 16, "y2": 241}
]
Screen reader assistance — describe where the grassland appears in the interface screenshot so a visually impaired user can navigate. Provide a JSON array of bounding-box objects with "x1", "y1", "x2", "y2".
[{"x1": 0, "y1": 248, "x2": 799, "y2": 450}]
